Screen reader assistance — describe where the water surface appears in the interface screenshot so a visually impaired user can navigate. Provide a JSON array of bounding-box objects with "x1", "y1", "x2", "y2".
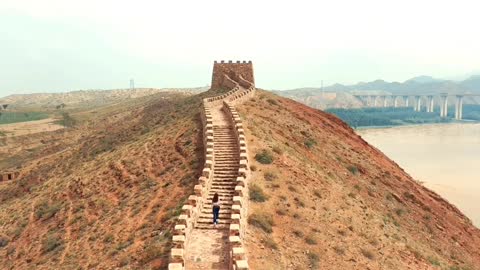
[{"x1": 357, "y1": 123, "x2": 480, "y2": 227}]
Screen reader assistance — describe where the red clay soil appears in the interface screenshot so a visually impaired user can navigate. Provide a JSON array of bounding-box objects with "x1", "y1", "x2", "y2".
[{"x1": 238, "y1": 90, "x2": 480, "y2": 270}]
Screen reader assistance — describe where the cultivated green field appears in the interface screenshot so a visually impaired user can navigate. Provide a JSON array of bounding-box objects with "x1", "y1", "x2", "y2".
[{"x1": 0, "y1": 111, "x2": 49, "y2": 125}]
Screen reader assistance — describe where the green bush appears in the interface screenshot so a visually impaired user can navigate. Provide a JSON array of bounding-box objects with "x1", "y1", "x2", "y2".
[
  {"x1": 35, "y1": 201, "x2": 62, "y2": 220},
  {"x1": 305, "y1": 236, "x2": 318, "y2": 245},
  {"x1": 304, "y1": 138, "x2": 317, "y2": 149},
  {"x1": 255, "y1": 149, "x2": 274, "y2": 164},
  {"x1": 249, "y1": 184, "x2": 268, "y2": 202},
  {"x1": 42, "y1": 233, "x2": 63, "y2": 253},
  {"x1": 0, "y1": 236, "x2": 9, "y2": 247},
  {"x1": 307, "y1": 252, "x2": 320, "y2": 269},
  {"x1": 267, "y1": 99, "x2": 278, "y2": 105},
  {"x1": 248, "y1": 213, "x2": 274, "y2": 233},
  {"x1": 347, "y1": 165, "x2": 359, "y2": 175}
]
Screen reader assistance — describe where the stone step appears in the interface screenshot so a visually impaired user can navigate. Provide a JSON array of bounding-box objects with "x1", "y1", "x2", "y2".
[
  {"x1": 199, "y1": 212, "x2": 232, "y2": 218},
  {"x1": 196, "y1": 218, "x2": 231, "y2": 224},
  {"x1": 213, "y1": 168, "x2": 238, "y2": 173},
  {"x1": 200, "y1": 208, "x2": 232, "y2": 214},
  {"x1": 204, "y1": 201, "x2": 234, "y2": 206},
  {"x1": 214, "y1": 163, "x2": 239, "y2": 166},
  {"x1": 208, "y1": 191, "x2": 235, "y2": 196},
  {"x1": 212, "y1": 178, "x2": 237, "y2": 182},
  {"x1": 195, "y1": 223, "x2": 229, "y2": 230}
]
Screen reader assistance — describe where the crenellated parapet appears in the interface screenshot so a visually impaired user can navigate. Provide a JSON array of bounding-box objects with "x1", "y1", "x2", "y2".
[
  {"x1": 169, "y1": 106, "x2": 215, "y2": 270},
  {"x1": 223, "y1": 101, "x2": 250, "y2": 270},
  {"x1": 169, "y1": 61, "x2": 255, "y2": 270},
  {"x1": 211, "y1": 60, "x2": 255, "y2": 90}
]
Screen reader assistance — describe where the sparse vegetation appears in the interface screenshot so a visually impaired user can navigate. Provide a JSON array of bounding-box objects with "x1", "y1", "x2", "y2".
[
  {"x1": 255, "y1": 149, "x2": 274, "y2": 164},
  {"x1": 293, "y1": 230, "x2": 304, "y2": 238},
  {"x1": 427, "y1": 256, "x2": 441, "y2": 266},
  {"x1": 333, "y1": 246, "x2": 345, "y2": 255},
  {"x1": 264, "y1": 171, "x2": 277, "y2": 181},
  {"x1": 42, "y1": 233, "x2": 64, "y2": 253},
  {"x1": 361, "y1": 248, "x2": 375, "y2": 260},
  {"x1": 0, "y1": 236, "x2": 9, "y2": 247},
  {"x1": 347, "y1": 165, "x2": 359, "y2": 175},
  {"x1": 35, "y1": 201, "x2": 62, "y2": 220},
  {"x1": 307, "y1": 252, "x2": 320, "y2": 269},
  {"x1": 249, "y1": 184, "x2": 268, "y2": 202},
  {"x1": 248, "y1": 212, "x2": 274, "y2": 233},
  {"x1": 304, "y1": 138, "x2": 317, "y2": 149},
  {"x1": 305, "y1": 236, "x2": 318, "y2": 245},
  {"x1": 262, "y1": 236, "x2": 278, "y2": 250},
  {"x1": 267, "y1": 99, "x2": 278, "y2": 106}
]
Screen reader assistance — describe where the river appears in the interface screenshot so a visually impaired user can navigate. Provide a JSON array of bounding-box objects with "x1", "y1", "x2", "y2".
[{"x1": 357, "y1": 123, "x2": 480, "y2": 227}]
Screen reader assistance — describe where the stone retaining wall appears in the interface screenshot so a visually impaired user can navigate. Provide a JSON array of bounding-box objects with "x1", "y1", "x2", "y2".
[
  {"x1": 169, "y1": 106, "x2": 215, "y2": 270},
  {"x1": 223, "y1": 101, "x2": 250, "y2": 270}
]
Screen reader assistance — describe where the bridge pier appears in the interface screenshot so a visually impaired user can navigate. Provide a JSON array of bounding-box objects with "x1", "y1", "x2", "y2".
[
  {"x1": 393, "y1": 96, "x2": 399, "y2": 108},
  {"x1": 455, "y1": 95, "x2": 464, "y2": 120},
  {"x1": 373, "y1": 96, "x2": 379, "y2": 107},
  {"x1": 383, "y1": 96, "x2": 388, "y2": 107},
  {"x1": 414, "y1": 96, "x2": 422, "y2": 111},
  {"x1": 440, "y1": 94, "x2": 448, "y2": 118},
  {"x1": 403, "y1": 96, "x2": 409, "y2": 107},
  {"x1": 427, "y1": 95, "x2": 434, "y2": 112}
]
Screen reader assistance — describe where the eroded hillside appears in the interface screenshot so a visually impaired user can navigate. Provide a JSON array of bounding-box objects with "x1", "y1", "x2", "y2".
[
  {"x1": 0, "y1": 92, "x2": 204, "y2": 269},
  {"x1": 238, "y1": 90, "x2": 480, "y2": 270},
  {"x1": 1, "y1": 89, "x2": 479, "y2": 270}
]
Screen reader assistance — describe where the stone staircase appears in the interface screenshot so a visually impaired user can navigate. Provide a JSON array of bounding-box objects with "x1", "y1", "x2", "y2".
[
  {"x1": 169, "y1": 61, "x2": 255, "y2": 270},
  {"x1": 182, "y1": 106, "x2": 241, "y2": 269},
  {"x1": 195, "y1": 117, "x2": 240, "y2": 230}
]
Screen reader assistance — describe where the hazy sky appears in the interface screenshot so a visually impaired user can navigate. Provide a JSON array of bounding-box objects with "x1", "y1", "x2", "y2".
[{"x1": 1, "y1": 0, "x2": 479, "y2": 97}]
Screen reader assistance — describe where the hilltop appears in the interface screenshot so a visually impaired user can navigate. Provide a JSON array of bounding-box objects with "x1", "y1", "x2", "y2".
[
  {"x1": 238, "y1": 90, "x2": 480, "y2": 269},
  {"x1": 0, "y1": 88, "x2": 479, "y2": 269}
]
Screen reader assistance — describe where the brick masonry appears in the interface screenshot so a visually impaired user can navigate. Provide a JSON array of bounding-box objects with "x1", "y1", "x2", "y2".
[
  {"x1": 211, "y1": 61, "x2": 255, "y2": 90},
  {"x1": 169, "y1": 61, "x2": 255, "y2": 270}
]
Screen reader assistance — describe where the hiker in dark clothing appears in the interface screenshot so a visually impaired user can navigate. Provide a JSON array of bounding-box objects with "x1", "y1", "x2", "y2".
[{"x1": 212, "y1": 192, "x2": 220, "y2": 226}]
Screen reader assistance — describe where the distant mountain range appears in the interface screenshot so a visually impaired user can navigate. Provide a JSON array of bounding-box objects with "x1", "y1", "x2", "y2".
[
  {"x1": 274, "y1": 75, "x2": 480, "y2": 109},
  {"x1": 322, "y1": 75, "x2": 480, "y2": 95}
]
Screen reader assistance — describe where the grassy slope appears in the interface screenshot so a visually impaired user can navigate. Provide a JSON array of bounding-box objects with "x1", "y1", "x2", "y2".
[
  {"x1": 239, "y1": 90, "x2": 480, "y2": 270},
  {"x1": 0, "y1": 92, "x2": 203, "y2": 269}
]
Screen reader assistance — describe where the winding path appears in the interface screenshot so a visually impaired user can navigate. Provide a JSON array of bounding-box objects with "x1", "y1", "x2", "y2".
[{"x1": 184, "y1": 106, "x2": 239, "y2": 269}]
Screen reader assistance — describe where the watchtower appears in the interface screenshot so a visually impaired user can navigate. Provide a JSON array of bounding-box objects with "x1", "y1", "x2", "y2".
[{"x1": 211, "y1": 60, "x2": 255, "y2": 90}]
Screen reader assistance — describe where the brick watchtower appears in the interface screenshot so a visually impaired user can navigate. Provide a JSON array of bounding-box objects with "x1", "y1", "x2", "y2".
[{"x1": 211, "y1": 60, "x2": 255, "y2": 90}]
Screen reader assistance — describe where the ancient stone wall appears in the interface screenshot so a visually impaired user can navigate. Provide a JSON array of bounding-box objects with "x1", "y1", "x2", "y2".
[
  {"x1": 211, "y1": 61, "x2": 255, "y2": 90},
  {"x1": 169, "y1": 106, "x2": 215, "y2": 269},
  {"x1": 169, "y1": 61, "x2": 255, "y2": 270},
  {"x1": 222, "y1": 101, "x2": 250, "y2": 269}
]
